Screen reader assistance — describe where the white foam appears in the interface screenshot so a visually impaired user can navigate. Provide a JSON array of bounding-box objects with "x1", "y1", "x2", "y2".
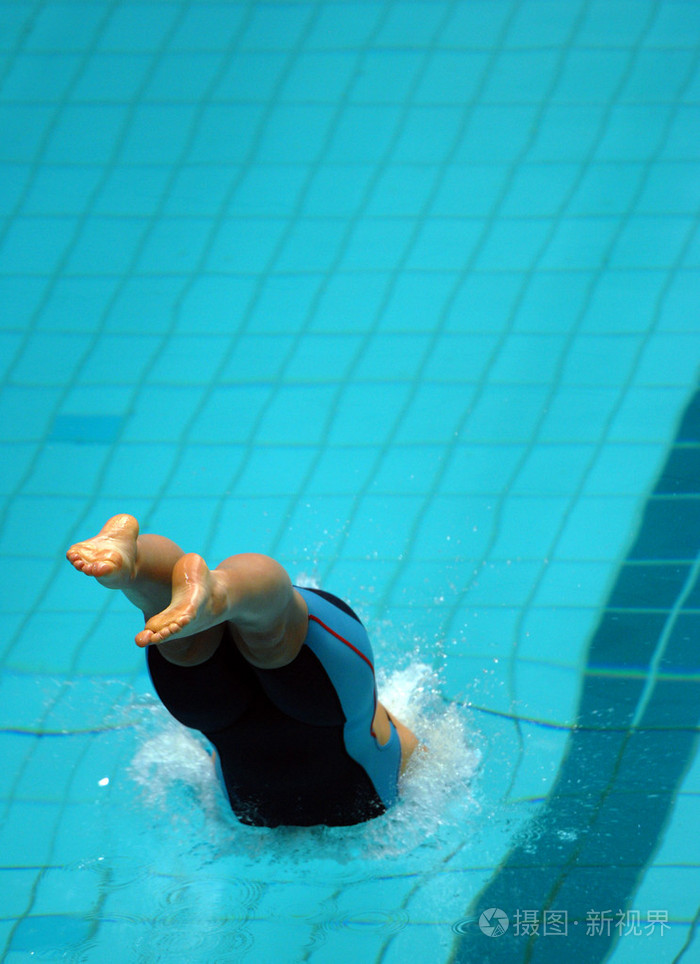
[
  {"x1": 129, "y1": 720, "x2": 222, "y2": 817},
  {"x1": 127, "y1": 661, "x2": 481, "y2": 861}
]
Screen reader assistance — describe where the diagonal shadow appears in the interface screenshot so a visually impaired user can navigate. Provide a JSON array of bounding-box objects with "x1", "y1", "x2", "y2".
[{"x1": 451, "y1": 386, "x2": 700, "y2": 963}]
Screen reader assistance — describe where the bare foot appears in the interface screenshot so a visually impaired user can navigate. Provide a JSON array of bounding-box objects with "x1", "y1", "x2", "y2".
[
  {"x1": 135, "y1": 553, "x2": 227, "y2": 648},
  {"x1": 66, "y1": 514, "x2": 139, "y2": 587}
]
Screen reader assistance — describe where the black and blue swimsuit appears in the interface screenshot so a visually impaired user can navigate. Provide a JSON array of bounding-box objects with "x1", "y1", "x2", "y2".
[{"x1": 146, "y1": 586, "x2": 402, "y2": 827}]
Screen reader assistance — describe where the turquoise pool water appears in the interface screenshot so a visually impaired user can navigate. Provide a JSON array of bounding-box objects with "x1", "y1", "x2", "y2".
[{"x1": 1, "y1": 0, "x2": 699, "y2": 961}]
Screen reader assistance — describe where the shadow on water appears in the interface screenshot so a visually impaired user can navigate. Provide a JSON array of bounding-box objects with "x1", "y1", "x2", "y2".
[{"x1": 449, "y1": 385, "x2": 700, "y2": 964}]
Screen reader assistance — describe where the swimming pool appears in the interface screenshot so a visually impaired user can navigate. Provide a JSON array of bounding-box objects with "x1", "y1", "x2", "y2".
[{"x1": 1, "y1": 0, "x2": 699, "y2": 960}]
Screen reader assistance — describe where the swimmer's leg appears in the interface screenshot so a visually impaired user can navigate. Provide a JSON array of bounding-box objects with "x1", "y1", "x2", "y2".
[
  {"x1": 376, "y1": 703, "x2": 420, "y2": 774},
  {"x1": 67, "y1": 514, "x2": 222, "y2": 666}
]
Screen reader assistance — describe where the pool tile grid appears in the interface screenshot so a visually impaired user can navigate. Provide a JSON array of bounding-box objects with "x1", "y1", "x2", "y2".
[{"x1": 4, "y1": 1, "x2": 700, "y2": 964}]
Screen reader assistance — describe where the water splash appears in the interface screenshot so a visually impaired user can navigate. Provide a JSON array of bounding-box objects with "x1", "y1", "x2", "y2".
[{"x1": 129, "y1": 660, "x2": 480, "y2": 867}]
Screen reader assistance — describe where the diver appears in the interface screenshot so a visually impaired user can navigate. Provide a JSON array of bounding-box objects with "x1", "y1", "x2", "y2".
[{"x1": 67, "y1": 514, "x2": 419, "y2": 827}]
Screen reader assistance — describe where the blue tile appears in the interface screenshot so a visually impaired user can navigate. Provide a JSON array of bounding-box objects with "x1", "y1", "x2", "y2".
[
  {"x1": 552, "y1": 49, "x2": 629, "y2": 104},
  {"x1": 342, "y1": 494, "x2": 426, "y2": 559},
  {"x1": 422, "y1": 163, "x2": 508, "y2": 218},
  {"x1": 94, "y1": 164, "x2": 173, "y2": 217},
  {"x1": 44, "y1": 104, "x2": 130, "y2": 164},
  {"x1": 188, "y1": 385, "x2": 270, "y2": 442},
  {"x1": 595, "y1": 104, "x2": 673, "y2": 162},
  {"x1": 540, "y1": 387, "x2": 620, "y2": 442},
  {"x1": 610, "y1": 215, "x2": 695, "y2": 269},
  {"x1": 577, "y1": 0, "x2": 654, "y2": 46},
  {"x1": 405, "y1": 218, "x2": 484, "y2": 271},
  {"x1": 659, "y1": 269, "x2": 700, "y2": 331},
  {"x1": 374, "y1": 0, "x2": 450, "y2": 46},
  {"x1": 1, "y1": 216, "x2": 79, "y2": 275},
  {"x1": 0, "y1": 801, "x2": 59, "y2": 865},
  {"x1": 647, "y1": 1, "x2": 700, "y2": 46},
  {"x1": 3, "y1": 51, "x2": 82, "y2": 103},
  {"x1": 166, "y1": 444, "x2": 247, "y2": 497},
  {"x1": 23, "y1": 164, "x2": 103, "y2": 217},
  {"x1": 285, "y1": 332, "x2": 364, "y2": 381},
  {"x1": 135, "y1": 216, "x2": 212, "y2": 274},
  {"x1": 238, "y1": 3, "x2": 313, "y2": 50},
  {"x1": 189, "y1": 103, "x2": 267, "y2": 163},
  {"x1": 50, "y1": 416, "x2": 122, "y2": 444},
  {"x1": 64, "y1": 216, "x2": 148, "y2": 275},
  {"x1": 305, "y1": 446, "x2": 377, "y2": 496},
  {"x1": 309, "y1": 271, "x2": 389, "y2": 331},
  {"x1": 0, "y1": 386, "x2": 63, "y2": 440},
  {"x1": 506, "y1": 0, "x2": 583, "y2": 45},
  {"x1": 609, "y1": 387, "x2": 691, "y2": 443},
  {"x1": 307, "y1": 2, "x2": 383, "y2": 49},
  {"x1": 475, "y1": 219, "x2": 552, "y2": 272},
  {"x1": 234, "y1": 446, "x2": 318, "y2": 496},
  {"x1": 256, "y1": 103, "x2": 337, "y2": 164},
  {"x1": 0, "y1": 104, "x2": 54, "y2": 162},
  {"x1": 371, "y1": 444, "x2": 444, "y2": 495},
  {"x1": 281, "y1": 49, "x2": 358, "y2": 102},
  {"x1": 555, "y1": 495, "x2": 641, "y2": 561},
  {"x1": 623, "y1": 48, "x2": 697, "y2": 104},
  {"x1": 24, "y1": 444, "x2": 110, "y2": 496},
  {"x1": 415, "y1": 50, "x2": 490, "y2": 104},
  {"x1": 276, "y1": 217, "x2": 348, "y2": 273},
  {"x1": 539, "y1": 217, "x2": 620, "y2": 271},
  {"x1": 174, "y1": 275, "x2": 257, "y2": 333},
  {"x1": 483, "y1": 49, "x2": 562, "y2": 103},
  {"x1": 327, "y1": 382, "x2": 412, "y2": 445},
  {"x1": 393, "y1": 382, "x2": 472, "y2": 444},
  {"x1": 327, "y1": 105, "x2": 403, "y2": 163},
  {"x1": 349, "y1": 49, "x2": 423, "y2": 103},
  {"x1": 119, "y1": 104, "x2": 200, "y2": 165},
  {"x1": 97, "y1": 2, "x2": 180, "y2": 51},
  {"x1": 423, "y1": 332, "x2": 499, "y2": 381},
  {"x1": 304, "y1": 163, "x2": 376, "y2": 218},
  {"x1": 144, "y1": 51, "x2": 224, "y2": 102},
  {"x1": 72, "y1": 51, "x2": 152, "y2": 102},
  {"x1": 256, "y1": 383, "x2": 347, "y2": 445},
  {"x1": 214, "y1": 49, "x2": 288, "y2": 101},
  {"x1": 0, "y1": 4, "x2": 35, "y2": 51},
  {"x1": 169, "y1": 4, "x2": 249, "y2": 50},
  {"x1": 491, "y1": 496, "x2": 571, "y2": 559},
  {"x1": 101, "y1": 443, "x2": 179, "y2": 498},
  {"x1": 9, "y1": 915, "x2": 91, "y2": 955},
  {"x1": 37, "y1": 275, "x2": 119, "y2": 332},
  {"x1": 439, "y1": 443, "x2": 524, "y2": 495},
  {"x1": 206, "y1": 217, "x2": 287, "y2": 273},
  {"x1": 231, "y1": 164, "x2": 309, "y2": 217},
  {"x1": 164, "y1": 163, "x2": 240, "y2": 217},
  {"x1": 12, "y1": 332, "x2": 91, "y2": 386},
  {"x1": 0, "y1": 442, "x2": 38, "y2": 495},
  {"x1": 340, "y1": 218, "x2": 416, "y2": 272},
  {"x1": 219, "y1": 333, "x2": 295, "y2": 381},
  {"x1": 393, "y1": 106, "x2": 465, "y2": 164},
  {"x1": 441, "y1": 0, "x2": 511, "y2": 48},
  {"x1": 582, "y1": 269, "x2": 666, "y2": 333},
  {"x1": 122, "y1": 386, "x2": 204, "y2": 442},
  {"x1": 26, "y1": 1, "x2": 105, "y2": 48},
  {"x1": 353, "y1": 332, "x2": 431, "y2": 380}
]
